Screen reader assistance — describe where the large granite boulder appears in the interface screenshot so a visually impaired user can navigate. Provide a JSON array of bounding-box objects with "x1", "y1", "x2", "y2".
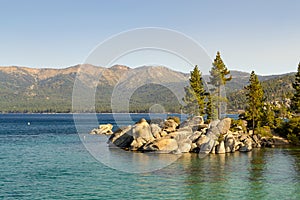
[
  {"x1": 216, "y1": 140, "x2": 226, "y2": 154},
  {"x1": 108, "y1": 126, "x2": 133, "y2": 149},
  {"x1": 143, "y1": 138, "x2": 178, "y2": 153},
  {"x1": 131, "y1": 118, "x2": 154, "y2": 150},
  {"x1": 200, "y1": 138, "x2": 216, "y2": 154},
  {"x1": 217, "y1": 118, "x2": 231, "y2": 134},
  {"x1": 189, "y1": 131, "x2": 202, "y2": 142},
  {"x1": 163, "y1": 119, "x2": 178, "y2": 133},
  {"x1": 196, "y1": 135, "x2": 209, "y2": 147},
  {"x1": 181, "y1": 116, "x2": 206, "y2": 131},
  {"x1": 167, "y1": 127, "x2": 193, "y2": 141},
  {"x1": 177, "y1": 141, "x2": 192, "y2": 153},
  {"x1": 150, "y1": 123, "x2": 162, "y2": 139},
  {"x1": 182, "y1": 115, "x2": 204, "y2": 126},
  {"x1": 163, "y1": 128, "x2": 193, "y2": 153},
  {"x1": 199, "y1": 118, "x2": 232, "y2": 154},
  {"x1": 225, "y1": 133, "x2": 236, "y2": 153}
]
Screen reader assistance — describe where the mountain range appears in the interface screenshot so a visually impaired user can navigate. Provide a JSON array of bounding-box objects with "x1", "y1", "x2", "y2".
[{"x1": 0, "y1": 64, "x2": 295, "y2": 113}]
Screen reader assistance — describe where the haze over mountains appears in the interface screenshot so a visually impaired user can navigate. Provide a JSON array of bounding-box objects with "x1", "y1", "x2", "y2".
[{"x1": 0, "y1": 64, "x2": 295, "y2": 113}]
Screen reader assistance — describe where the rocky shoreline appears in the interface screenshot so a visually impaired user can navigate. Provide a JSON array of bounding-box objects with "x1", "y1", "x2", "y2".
[{"x1": 90, "y1": 116, "x2": 290, "y2": 154}]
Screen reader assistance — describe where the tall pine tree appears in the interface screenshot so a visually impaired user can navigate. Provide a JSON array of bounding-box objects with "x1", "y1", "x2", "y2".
[
  {"x1": 245, "y1": 71, "x2": 264, "y2": 134},
  {"x1": 209, "y1": 51, "x2": 232, "y2": 119},
  {"x1": 205, "y1": 94, "x2": 217, "y2": 122},
  {"x1": 291, "y1": 62, "x2": 300, "y2": 114},
  {"x1": 182, "y1": 65, "x2": 206, "y2": 116}
]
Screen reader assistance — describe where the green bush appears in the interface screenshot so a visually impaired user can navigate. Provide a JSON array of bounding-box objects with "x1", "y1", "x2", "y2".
[
  {"x1": 276, "y1": 116, "x2": 300, "y2": 145},
  {"x1": 287, "y1": 133, "x2": 300, "y2": 145},
  {"x1": 230, "y1": 119, "x2": 247, "y2": 132},
  {"x1": 255, "y1": 126, "x2": 273, "y2": 138}
]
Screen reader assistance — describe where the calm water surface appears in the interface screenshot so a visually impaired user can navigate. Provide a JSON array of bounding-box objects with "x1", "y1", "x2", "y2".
[{"x1": 0, "y1": 114, "x2": 299, "y2": 199}]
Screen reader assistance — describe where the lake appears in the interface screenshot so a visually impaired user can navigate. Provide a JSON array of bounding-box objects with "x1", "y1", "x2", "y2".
[{"x1": 0, "y1": 114, "x2": 299, "y2": 199}]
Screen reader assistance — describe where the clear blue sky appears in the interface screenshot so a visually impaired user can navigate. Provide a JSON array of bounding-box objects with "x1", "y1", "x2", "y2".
[{"x1": 0, "y1": 0, "x2": 299, "y2": 75}]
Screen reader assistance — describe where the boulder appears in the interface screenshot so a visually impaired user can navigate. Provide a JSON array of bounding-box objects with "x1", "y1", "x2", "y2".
[
  {"x1": 132, "y1": 119, "x2": 154, "y2": 141},
  {"x1": 239, "y1": 134, "x2": 248, "y2": 142},
  {"x1": 198, "y1": 119, "x2": 231, "y2": 155},
  {"x1": 196, "y1": 135, "x2": 209, "y2": 148},
  {"x1": 217, "y1": 118, "x2": 231, "y2": 134},
  {"x1": 261, "y1": 138, "x2": 275, "y2": 148},
  {"x1": 252, "y1": 134, "x2": 261, "y2": 148},
  {"x1": 108, "y1": 126, "x2": 133, "y2": 149},
  {"x1": 225, "y1": 133, "x2": 235, "y2": 153},
  {"x1": 150, "y1": 124, "x2": 162, "y2": 139},
  {"x1": 216, "y1": 140, "x2": 226, "y2": 154},
  {"x1": 167, "y1": 127, "x2": 193, "y2": 141},
  {"x1": 211, "y1": 141, "x2": 218, "y2": 154},
  {"x1": 90, "y1": 124, "x2": 113, "y2": 135},
  {"x1": 190, "y1": 143, "x2": 199, "y2": 153},
  {"x1": 234, "y1": 141, "x2": 242, "y2": 151},
  {"x1": 181, "y1": 116, "x2": 207, "y2": 131},
  {"x1": 189, "y1": 116, "x2": 204, "y2": 126},
  {"x1": 189, "y1": 131, "x2": 202, "y2": 142},
  {"x1": 177, "y1": 140, "x2": 192, "y2": 153},
  {"x1": 163, "y1": 119, "x2": 178, "y2": 133},
  {"x1": 239, "y1": 138, "x2": 253, "y2": 152},
  {"x1": 143, "y1": 138, "x2": 178, "y2": 153},
  {"x1": 131, "y1": 138, "x2": 148, "y2": 150},
  {"x1": 199, "y1": 138, "x2": 216, "y2": 154},
  {"x1": 160, "y1": 130, "x2": 168, "y2": 137},
  {"x1": 131, "y1": 119, "x2": 154, "y2": 150}
]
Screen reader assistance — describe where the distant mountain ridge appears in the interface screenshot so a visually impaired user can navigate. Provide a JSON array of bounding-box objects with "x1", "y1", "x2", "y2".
[{"x1": 0, "y1": 64, "x2": 295, "y2": 113}]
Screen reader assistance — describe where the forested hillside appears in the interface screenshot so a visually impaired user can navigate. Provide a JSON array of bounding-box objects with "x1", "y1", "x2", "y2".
[{"x1": 0, "y1": 65, "x2": 295, "y2": 113}]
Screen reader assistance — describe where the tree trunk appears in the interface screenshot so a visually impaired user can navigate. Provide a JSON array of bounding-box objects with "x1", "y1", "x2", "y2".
[
  {"x1": 252, "y1": 112, "x2": 255, "y2": 135},
  {"x1": 218, "y1": 85, "x2": 221, "y2": 119}
]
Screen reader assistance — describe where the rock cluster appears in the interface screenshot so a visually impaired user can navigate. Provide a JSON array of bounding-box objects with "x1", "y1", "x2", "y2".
[
  {"x1": 91, "y1": 116, "x2": 288, "y2": 154},
  {"x1": 90, "y1": 124, "x2": 113, "y2": 135}
]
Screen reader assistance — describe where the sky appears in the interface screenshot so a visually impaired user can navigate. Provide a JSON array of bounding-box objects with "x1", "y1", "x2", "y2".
[{"x1": 0, "y1": 0, "x2": 299, "y2": 75}]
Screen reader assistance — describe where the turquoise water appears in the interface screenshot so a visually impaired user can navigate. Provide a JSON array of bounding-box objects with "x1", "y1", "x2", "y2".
[{"x1": 0, "y1": 114, "x2": 299, "y2": 199}]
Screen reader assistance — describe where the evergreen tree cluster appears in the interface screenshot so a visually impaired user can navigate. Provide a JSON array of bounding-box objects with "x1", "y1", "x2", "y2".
[{"x1": 182, "y1": 52, "x2": 231, "y2": 120}]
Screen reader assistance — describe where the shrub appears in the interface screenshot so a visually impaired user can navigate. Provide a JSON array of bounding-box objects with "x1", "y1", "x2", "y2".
[
  {"x1": 255, "y1": 126, "x2": 273, "y2": 138},
  {"x1": 276, "y1": 116, "x2": 300, "y2": 145},
  {"x1": 230, "y1": 119, "x2": 247, "y2": 132},
  {"x1": 287, "y1": 133, "x2": 300, "y2": 145}
]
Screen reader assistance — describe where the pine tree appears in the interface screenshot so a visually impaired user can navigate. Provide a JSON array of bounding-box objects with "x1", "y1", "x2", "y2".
[
  {"x1": 205, "y1": 94, "x2": 217, "y2": 122},
  {"x1": 261, "y1": 103, "x2": 275, "y2": 129},
  {"x1": 182, "y1": 65, "x2": 206, "y2": 116},
  {"x1": 245, "y1": 71, "x2": 264, "y2": 134},
  {"x1": 209, "y1": 51, "x2": 232, "y2": 119},
  {"x1": 291, "y1": 62, "x2": 300, "y2": 114}
]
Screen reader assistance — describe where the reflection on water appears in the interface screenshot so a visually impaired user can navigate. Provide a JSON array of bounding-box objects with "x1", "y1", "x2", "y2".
[
  {"x1": 153, "y1": 148, "x2": 300, "y2": 199},
  {"x1": 81, "y1": 134, "x2": 182, "y2": 173}
]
